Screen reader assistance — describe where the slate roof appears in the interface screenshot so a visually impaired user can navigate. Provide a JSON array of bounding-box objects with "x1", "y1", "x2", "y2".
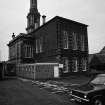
[
  {"x1": 89, "y1": 54, "x2": 105, "y2": 66},
  {"x1": 95, "y1": 54, "x2": 105, "y2": 64},
  {"x1": 99, "y1": 46, "x2": 105, "y2": 54}
]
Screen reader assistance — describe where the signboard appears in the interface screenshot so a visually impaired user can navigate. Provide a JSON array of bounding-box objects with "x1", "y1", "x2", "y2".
[
  {"x1": 59, "y1": 64, "x2": 63, "y2": 68},
  {"x1": 54, "y1": 66, "x2": 59, "y2": 78}
]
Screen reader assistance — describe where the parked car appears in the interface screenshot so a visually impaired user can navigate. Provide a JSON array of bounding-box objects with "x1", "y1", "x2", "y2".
[{"x1": 69, "y1": 74, "x2": 105, "y2": 105}]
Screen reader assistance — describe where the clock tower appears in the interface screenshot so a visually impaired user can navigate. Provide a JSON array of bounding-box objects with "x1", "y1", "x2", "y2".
[{"x1": 26, "y1": 0, "x2": 40, "y2": 33}]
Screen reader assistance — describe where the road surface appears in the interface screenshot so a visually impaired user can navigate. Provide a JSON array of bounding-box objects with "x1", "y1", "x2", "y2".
[{"x1": 0, "y1": 78, "x2": 79, "y2": 105}]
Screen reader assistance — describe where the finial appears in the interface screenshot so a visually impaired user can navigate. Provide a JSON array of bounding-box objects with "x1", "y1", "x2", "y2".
[{"x1": 12, "y1": 33, "x2": 15, "y2": 39}]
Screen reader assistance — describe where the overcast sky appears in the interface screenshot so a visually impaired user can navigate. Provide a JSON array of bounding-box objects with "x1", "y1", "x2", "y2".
[{"x1": 0, "y1": 0, "x2": 105, "y2": 61}]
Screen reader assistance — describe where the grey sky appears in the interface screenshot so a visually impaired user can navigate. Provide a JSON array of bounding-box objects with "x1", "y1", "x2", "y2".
[{"x1": 0, "y1": 0, "x2": 105, "y2": 60}]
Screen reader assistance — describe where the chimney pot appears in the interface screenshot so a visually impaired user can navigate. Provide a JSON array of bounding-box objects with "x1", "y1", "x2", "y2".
[{"x1": 42, "y1": 15, "x2": 46, "y2": 25}]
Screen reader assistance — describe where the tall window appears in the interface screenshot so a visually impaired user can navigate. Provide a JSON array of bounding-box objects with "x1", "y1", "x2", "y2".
[
  {"x1": 32, "y1": 16, "x2": 34, "y2": 25},
  {"x1": 36, "y1": 38, "x2": 43, "y2": 54},
  {"x1": 81, "y1": 35, "x2": 85, "y2": 51},
  {"x1": 63, "y1": 31, "x2": 69, "y2": 49},
  {"x1": 11, "y1": 45, "x2": 16, "y2": 59},
  {"x1": 24, "y1": 45, "x2": 33, "y2": 58},
  {"x1": 72, "y1": 32, "x2": 78, "y2": 50},
  {"x1": 74, "y1": 58, "x2": 78, "y2": 72},
  {"x1": 63, "y1": 57, "x2": 69, "y2": 73},
  {"x1": 82, "y1": 58, "x2": 87, "y2": 71},
  {"x1": 72, "y1": 58, "x2": 78, "y2": 72},
  {"x1": 36, "y1": 40, "x2": 38, "y2": 54},
  {"x1": 39, "y1": 38, "x2": 43, "y2": 52},
  {"x1": 35, "y1": 23, "x2": 38, "y2": 29},
  {"x1": 17, "y1": 44, "x2": 19, "y2": 58}
]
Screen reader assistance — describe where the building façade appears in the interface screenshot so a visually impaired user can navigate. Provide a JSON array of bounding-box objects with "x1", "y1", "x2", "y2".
[{"x1": 8, "y1": 0, "x2": 89, "y2": 75}]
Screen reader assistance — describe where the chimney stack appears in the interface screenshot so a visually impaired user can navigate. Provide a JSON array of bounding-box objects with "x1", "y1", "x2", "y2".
[
  {"x1": 42, "y1": 15, "x2": 46, "y2": 25},
  {"x1": 12, "y1": 33, "x2": 15, "y2": 39}
]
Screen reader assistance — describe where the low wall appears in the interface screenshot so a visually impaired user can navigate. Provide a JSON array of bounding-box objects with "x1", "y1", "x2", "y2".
[{"x1": 16, "y1": 63, "x2": 59, "y2": 80}]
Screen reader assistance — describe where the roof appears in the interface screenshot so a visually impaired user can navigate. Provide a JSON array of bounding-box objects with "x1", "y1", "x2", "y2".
[
  {"x1": 56, "y1": 16, "x2": 88, "y2": 26},
  {"x1": 89, "y1": 46, "x2": 105, "y2": 67},
  {"x1": 99, "y1": 46, "x2": 105, "y2": 54},
  {"x1": 89, "y1": 54, "x2": 105, "y2": 65},
  {"x1": 8, "y1": 16, "x2": 88, "y2": 46},
  {"x1": 96, "y1": 54, "x2": 105, "y2": 64},
  {"x1": 31, "y1": 16, "x2": 88, "y2": 34}
]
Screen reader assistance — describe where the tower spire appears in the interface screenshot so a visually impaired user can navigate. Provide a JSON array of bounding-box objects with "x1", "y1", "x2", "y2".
[
  {"x1": 26, "y1": 0, "x2": 40, "y2": 33},
  {"x1": 30, "y1": 0, "x2": 37, "y2": 9}
]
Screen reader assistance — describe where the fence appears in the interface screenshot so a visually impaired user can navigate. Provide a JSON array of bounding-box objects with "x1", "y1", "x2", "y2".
[{"x1": 16, "y1": 63, "x2": 59, "y2": 80}]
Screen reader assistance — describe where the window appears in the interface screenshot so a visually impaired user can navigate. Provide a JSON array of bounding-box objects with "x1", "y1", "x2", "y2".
[
  {"x1": 74, "y1": 58, "x2": 78, "y2": 72},
  {"x1": 17, "y1": 44, "x2": 20, "y2": 58},
  {"x1": 24, "y1": 45, "x2": 27, "y2": 57},
  {"x1": 36, "y1": 40, "x2": 38, "y2": 54},
  {"x1": 39, "y1": 38, "x2": 43, "y2": 52},
  {"x1": 63, "y1": 58, "x2": 69, "y2": 73},
  {"x1": 30, "y1": 16, "x2": 33, "y2": 25},
  {"x1": 72, "y1": 58, "x2": 78, "y2": 72},
  {"x1": 72, "y1": 32, "x2": 78, "y2": 50},
  {"x1": 82, "y1": 58, "x2": 87, "y2": 71},
  {"x1": 81, "y1": 35, "x2": 85, "y2": 51},
  {"x1": 63, "y1": 31, "x2": 69, "y2": 49},
  {"x1": 35, "y1": 23, "x2": 38, "y2": 29},
  {"x1": 24, "y1": 45, "x2": 33, "y2": 58},
  {"x1": 36, "y1": 38, "x2": 43, "y2": 54}
]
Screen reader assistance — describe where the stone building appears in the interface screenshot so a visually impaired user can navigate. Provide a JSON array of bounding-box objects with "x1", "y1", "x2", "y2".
[{"x1": 8, "y1": 0, "x2": 89, "y2": 75}]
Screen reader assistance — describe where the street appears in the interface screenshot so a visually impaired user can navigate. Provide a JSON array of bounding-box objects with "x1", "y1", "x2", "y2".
[{"x1": 0, "y1": 78, "x2": 79, "y2": 105}]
